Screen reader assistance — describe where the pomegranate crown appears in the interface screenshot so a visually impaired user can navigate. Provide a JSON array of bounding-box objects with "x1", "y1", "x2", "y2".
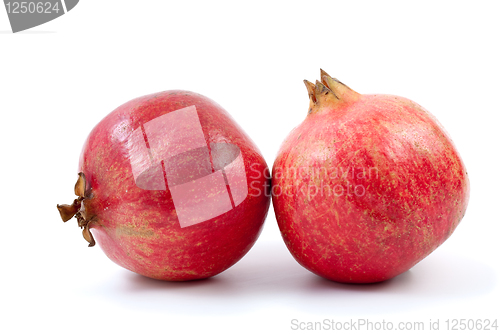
[
  {"x1": 304, "y1": 69, "x2": 360, "y2": 114},
  {"x1": 57, "y1": 173, "x2": 96, "y2": 247}
]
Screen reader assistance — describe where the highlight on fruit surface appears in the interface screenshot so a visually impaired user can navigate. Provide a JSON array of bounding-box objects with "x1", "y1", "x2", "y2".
[
  {"x1": 272, "y1": 69, "x2": 470, "y2": 283},
  {"x1": 58, "y1": 90, "x2": 271, "y2": 281}
]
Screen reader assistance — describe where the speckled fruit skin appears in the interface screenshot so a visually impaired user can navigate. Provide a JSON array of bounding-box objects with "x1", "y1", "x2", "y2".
[
  {"x1": 272, "y1": 72, "x2": 469, "y2": 283},
  {"x1": 78, "y1": 91, "x2": 270, "y2": 281}
]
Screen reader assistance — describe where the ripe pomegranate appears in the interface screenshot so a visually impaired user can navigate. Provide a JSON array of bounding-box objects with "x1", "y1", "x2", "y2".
[
  {"x1": 57, "y1": 91, "x2": 270, "y2": 281},
  {"x1": 272, "y1": 70, "x2": 469, "y2": 283}
]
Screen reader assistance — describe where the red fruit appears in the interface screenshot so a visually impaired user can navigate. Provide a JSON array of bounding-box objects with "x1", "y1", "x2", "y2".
[
  {"x1": 58, "y1": 91, "x2": 270, "y2": 281},
  {"x1": 272, "y1": 70, "x2": 469, "y2": 283}
]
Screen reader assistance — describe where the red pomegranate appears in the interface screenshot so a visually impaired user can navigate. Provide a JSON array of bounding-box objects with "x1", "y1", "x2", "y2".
[
  {"x1": 57, "y1": 91, "x2": 270, "y2": 281},
  {"x1": 272, "y1": 70, "x2": 469, "y2": 283}
]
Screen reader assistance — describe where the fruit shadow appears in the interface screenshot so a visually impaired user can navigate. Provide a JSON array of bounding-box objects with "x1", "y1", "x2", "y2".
[
  {"x1": 100, "y1": 241, "x2": 496, "y2": 316},
  {"x1": 0, "y1": 30, "x2": 56, "y2": 34}
]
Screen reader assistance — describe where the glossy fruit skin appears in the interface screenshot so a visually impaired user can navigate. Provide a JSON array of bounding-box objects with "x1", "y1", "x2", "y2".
[
  {"x1": 272, "y1": 81, "x2": 469, "y2": 283},
  {"x1": 78, "y1": 91, "x2": 270, "y2": 281}
]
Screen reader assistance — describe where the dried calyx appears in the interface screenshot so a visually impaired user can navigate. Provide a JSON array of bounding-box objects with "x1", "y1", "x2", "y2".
[
  {"x1": 57, "y1": 172, "x2": 96, "y2": 247},
  {"x1": 304, "y1": 69, "x2": 360, "y2": 114}
]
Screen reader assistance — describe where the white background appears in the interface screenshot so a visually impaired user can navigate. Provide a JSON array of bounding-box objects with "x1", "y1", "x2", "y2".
[{"x1": 1, "y1": 1, "x2": 499, "y2": 333}]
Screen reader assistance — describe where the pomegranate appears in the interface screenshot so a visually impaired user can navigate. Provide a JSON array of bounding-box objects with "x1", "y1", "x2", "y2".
[
  {"x1": 272, "y1": 70, "x2": 469, "y2": 283},
  {"x1": 57, "y1": 91, "x2": 270, "y2": 281}
]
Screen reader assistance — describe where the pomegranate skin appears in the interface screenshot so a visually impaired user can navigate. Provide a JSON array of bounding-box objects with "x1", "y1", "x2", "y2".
[
  {"x1": 74, "y1": 90, "x2": 270, "y2": 281},
  {"x1": 272, "y1": 71, "x2": 469, "y2": 283}
]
